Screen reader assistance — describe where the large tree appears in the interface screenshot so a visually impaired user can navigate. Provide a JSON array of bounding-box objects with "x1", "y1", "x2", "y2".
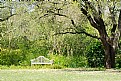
[
  {"x1": 36, "y1": 0, "x2": 121, "y2": 69},
  {"x1": 80, "y1": 0, "x2": 121, "y2": 69}
]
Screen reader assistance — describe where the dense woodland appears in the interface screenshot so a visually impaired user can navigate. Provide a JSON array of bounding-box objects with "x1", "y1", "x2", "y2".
[{"x1": 0, "y1": 0, "x2": 121, "y2": 69}]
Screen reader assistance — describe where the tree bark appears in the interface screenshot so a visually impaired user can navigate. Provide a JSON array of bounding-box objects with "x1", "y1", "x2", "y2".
[
  {"x1": 99, "y1": 32, "x2": 115, "y2": 69},
  {"x1": 103, "y1": 42, "x2": 115, "y2": 69}
]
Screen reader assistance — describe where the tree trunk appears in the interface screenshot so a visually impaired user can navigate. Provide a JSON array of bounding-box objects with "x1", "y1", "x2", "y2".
[
  {"x1": 100, "y1": 38, "x2": 115, "y2": 69},
  {"x1": 104, "y1": 43, "x2": 115, "y2": 69},
  {"x1": 99, "y1": 29, "x2": 116, "y2": 69}
]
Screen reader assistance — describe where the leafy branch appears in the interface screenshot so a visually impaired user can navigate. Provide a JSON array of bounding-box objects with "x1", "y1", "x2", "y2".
[
  {"x1": 54, "y1": 31, "x2": 100, "y2": 40},
  {"x1": 0, "y1": 14, "x2": 16, "y2": 22},
  {"x1": 39, "y1": 10, "x2": 100, "y2": 40}
]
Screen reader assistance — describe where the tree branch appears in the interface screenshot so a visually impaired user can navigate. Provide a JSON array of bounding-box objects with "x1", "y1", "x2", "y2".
[
  {"x1": 47, "y1": 10, "x2": 69, "y2": 18},
  {"x1": 39, "y1": 11, "x2": 69, "y2": 19},
  {"x1": 0, "y1": 6, "x2": 12, "y2": 9},
  {"x1": 39, "y1": 14, "x2": 49, "y2": 19},
  {"x1": 54, "y1": 31, "x2": 100, "y2": 40},
  {"x1": 81, "y1": 1, "x2": 108, "y2": 38},
  {"x1": 39, "y1": 11, "x2": 77, "y2": 28},
  {"x1": 0, "y1": 6, "x2": 5, "y2": 8},
  {"x1": 118, "y1": 10, "x2": 121, "y2": 33},
  {"x1": 82, "y1": 31, "x2": 100, "y2": 39},
  {"x1": 0, "y1": 14, "x2": 16, "y2": 22},
  {"x1": 40, "y1": 10, "x2": 100, "y2": 40},
  {"x1": 81, "y1": 8, "x2": 99, "y2": 29},
  {"x1": 109, "y1": 3, "x2": 117, "y2": 34},
  {"x1": 38, "y1": 8, "x2": 101, "y2": 40}
]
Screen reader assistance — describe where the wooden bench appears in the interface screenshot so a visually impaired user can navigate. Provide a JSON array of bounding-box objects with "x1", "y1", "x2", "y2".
[{"x1": 30, "y1": 56, "x2": 53, "y2": 66}]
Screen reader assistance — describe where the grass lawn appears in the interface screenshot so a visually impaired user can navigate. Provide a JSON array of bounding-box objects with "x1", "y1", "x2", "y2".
[{"x1": 0, "y1": 69, "x2": 121, "y2": 81}]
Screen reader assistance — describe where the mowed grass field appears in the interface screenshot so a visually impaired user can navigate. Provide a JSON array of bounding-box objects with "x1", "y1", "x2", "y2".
[{"x1": 0, "y1": 69, "x2": 121, "y2": 81}]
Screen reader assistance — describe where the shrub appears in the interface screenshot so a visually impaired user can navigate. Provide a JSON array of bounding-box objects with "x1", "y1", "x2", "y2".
[
  {"x1": 48, "y1": 64, "x2": 64, "y2": 69},
  {"x1": 48, "y1": 54, "x2": 88, "y2": 68},
  {"x1": 86, "y1": 41, "x2": 105, "y2": 67},
  {"x1": 0, "y1": 49, "x2": 27, "y2": 66},
  {"x1": 116, "y1": 49, "x2": 121, "y2": 68}
]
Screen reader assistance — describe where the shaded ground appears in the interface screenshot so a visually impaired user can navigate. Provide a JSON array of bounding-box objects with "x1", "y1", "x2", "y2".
[{"x1": 0, "y1": 69, "x2": 121, "y2": 81}]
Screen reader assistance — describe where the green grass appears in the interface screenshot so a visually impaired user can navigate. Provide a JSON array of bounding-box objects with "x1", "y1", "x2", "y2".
[{"x1": 0, "y1": 69, "x2": 121, "y2": 81}]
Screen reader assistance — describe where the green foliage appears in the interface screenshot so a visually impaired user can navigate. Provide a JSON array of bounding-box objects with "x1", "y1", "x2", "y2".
[
  {"x1": 86, "y1": 40, "x2": 105, "y2": 68},
  {"x1": 0, "y1": 36, "x2": 30, "y2": 66},
  {"x1": 116, "y1": 47, "x2": 121, "y2": 68},
  {"x1": 29, "y1": 40, "x2": 49, "y2": 58},
  {"x1": 48, "y1": 64, "x2": 64, "y2": 69},
  {"x1": 116, "y1": 54, "x2": 121, "y2": 68},
  {"x1": 0, "y1": 49, "x2": 24, "y2": 65},
  {"x1": 49, "y1": 54, "x2": 88, "y2": 68}
]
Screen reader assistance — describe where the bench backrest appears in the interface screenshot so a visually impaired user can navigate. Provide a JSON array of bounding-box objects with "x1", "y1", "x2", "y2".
[{"x1": 31, "y1": 56, "x2": 53, "y2": 63}]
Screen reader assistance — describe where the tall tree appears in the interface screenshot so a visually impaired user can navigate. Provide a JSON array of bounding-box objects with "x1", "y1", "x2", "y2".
[
  {"x1": 37, "y1": 0, "x2": 121, "y2": 69},
  {"x1": 80, "y1": 0, "x2": 121, "y2": 69}
]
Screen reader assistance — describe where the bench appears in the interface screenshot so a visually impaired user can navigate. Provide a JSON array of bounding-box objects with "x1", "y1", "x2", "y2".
[{"x1": 30, "y1": 56, "x2": 53, "y2": 66}]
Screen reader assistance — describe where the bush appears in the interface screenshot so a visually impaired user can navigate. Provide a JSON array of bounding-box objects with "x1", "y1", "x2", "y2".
[
  {"x1": 0, "y1": 49, "x2": 28, "y2": 66},
  {"x1": 48, "y1": 64, "x2": 64, "y2": 69},
  {"x1": 86, "y1": 41, "x2": 105, "y2": 68},
  {"x1": 116, "y1": 49, "x2": 121, "y2": 68},
  {"x1": 116, "y1": 56, "x2": 121, "y2": 68},
  {"x1": 0, "y1": 49, "x2": 30, "y2": 66},
  {"x1": 48, "y1": 54, "x2": 88, "y2": 68}
]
